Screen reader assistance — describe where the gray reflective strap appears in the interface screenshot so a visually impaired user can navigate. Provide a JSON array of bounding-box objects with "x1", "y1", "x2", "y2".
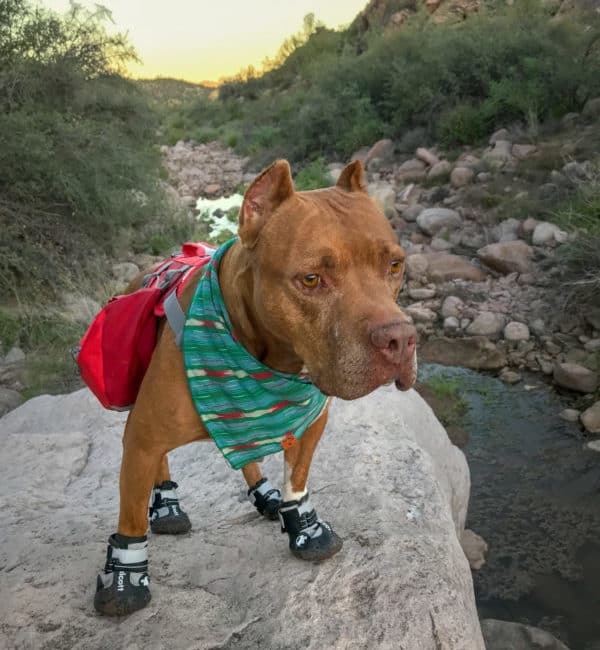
[{"x1": 164, "y1": 289, "x2": 186, "y2": 348}]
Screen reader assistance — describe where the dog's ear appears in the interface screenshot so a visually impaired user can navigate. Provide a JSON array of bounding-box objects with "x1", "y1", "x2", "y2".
[
  {"x1": 238, "y1": 160, "x2": 294, "y2": 248},
  {"x1": 336, "y1": 160, "x2": 367, "y2": 193}
]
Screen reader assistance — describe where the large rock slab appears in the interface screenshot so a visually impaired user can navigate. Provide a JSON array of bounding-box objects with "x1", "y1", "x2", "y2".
[
  {"x1": 0, "y1": 388, "x2": 484, "y2": 649},
  {"x1": 420, "y1": 336, "x2": 507, "y2": 370},
  {"x1": 477, "y1": 241, "x2": 534, "y2": 274}
]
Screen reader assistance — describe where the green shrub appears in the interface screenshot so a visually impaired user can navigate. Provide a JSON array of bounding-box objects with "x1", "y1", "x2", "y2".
[
  {"x1": 0, "y1": 1, "x2": 177, "y2": 300},
  {"x1": 554, "y1": 169, "x2": 600, "y2": 307},
  {"x1": 294, "y1": 158, "x2": 333, "y2": 190},
  {"x1": 438, "y1": 103, "x2": 488, "y2": 146}
]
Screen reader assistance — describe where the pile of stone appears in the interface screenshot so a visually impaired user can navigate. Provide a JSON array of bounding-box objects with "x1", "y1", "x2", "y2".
[
  {"x1": 161, "y1": 140, "x2": 250, "y2": 206},
  {"x1": 340, "y1": 107, "x2": 600, "y2": 437}
]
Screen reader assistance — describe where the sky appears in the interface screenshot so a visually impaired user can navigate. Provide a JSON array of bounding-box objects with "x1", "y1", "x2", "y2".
[{"x1": 42, "y1": 1, "x2": 367, "y2": 83}]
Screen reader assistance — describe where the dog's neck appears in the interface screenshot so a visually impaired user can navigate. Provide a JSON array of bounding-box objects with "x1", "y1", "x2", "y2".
[{"x1": 218, "y1": 241, "x2": 304, "y2": 375}]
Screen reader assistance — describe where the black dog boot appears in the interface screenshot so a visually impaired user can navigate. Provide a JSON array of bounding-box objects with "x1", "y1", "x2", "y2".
[
  {"x1": 149, "y1": 480, "x2": 191, "y2": 534},
  {"x1": 247, "y1": 477, "x2": 282, "y2": 520},
  {"x1": 94, "y1": 534, "x2": 151, "y2": 616},
  {"x1": 279, "y1": 493, "x2": 343, "y2": 561}
]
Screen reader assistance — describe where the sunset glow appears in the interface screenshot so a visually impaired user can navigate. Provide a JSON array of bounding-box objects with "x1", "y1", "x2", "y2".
[{"x1": 42, "y1": 0, "x2": 367, "y2": 83}]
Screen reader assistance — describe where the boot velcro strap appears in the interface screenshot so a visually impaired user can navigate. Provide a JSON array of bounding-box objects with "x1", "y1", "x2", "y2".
[
  {"x1": 104, "y1": 540, "x2": 149, "y2": 574},
  {"x1": 279, "y1": 494, "x2": 317, "y2": 535}
]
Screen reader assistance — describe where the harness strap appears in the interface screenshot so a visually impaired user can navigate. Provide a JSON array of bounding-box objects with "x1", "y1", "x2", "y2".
[{"x1": 164, "y1": 289, "x2": 186, "y2": 348}]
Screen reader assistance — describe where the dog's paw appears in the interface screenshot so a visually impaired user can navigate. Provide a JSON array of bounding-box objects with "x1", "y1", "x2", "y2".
[
  {"x1": 289, "y1": 520, "x2": 343, "y2": 561},
  {"x1": 94, "y1": 570, "x2": 151, "y2": 616},
  {"x1": 279, "y1": 493, "x2": 343, "y2": 561}
]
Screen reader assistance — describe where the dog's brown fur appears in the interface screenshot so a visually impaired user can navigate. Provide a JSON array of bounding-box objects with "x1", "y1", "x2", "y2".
[{"x1": 116, "y1": 159, "x2": 416, "y2": 540}]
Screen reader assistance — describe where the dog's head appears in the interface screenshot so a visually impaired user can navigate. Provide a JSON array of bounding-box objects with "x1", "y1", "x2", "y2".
[{"x1": 235, "y1": 159, "x2": 417, "y2": 400}]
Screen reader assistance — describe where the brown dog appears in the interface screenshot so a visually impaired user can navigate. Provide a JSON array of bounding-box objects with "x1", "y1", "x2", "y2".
[{"x1": 93, "y1": 159, "x2": 417, "y2": 616}]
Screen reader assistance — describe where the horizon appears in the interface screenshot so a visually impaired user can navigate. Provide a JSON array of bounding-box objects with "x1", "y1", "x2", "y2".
[{"x1": 41, "y1": 0, "x2": 367, "y2": 83}]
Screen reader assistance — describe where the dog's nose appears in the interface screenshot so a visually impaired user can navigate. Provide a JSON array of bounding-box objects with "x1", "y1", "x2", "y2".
[{"x1": 370, "y1": 320, "x2": 416, "y2": 364}]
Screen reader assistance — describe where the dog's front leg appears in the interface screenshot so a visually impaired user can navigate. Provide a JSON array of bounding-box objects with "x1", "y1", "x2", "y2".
[
  {"x1": 278, "y1": 406, "x2": 343, "y2": 561},
  {"x1": 93, "y1": 425, "x2": 161, "y2": 616}
]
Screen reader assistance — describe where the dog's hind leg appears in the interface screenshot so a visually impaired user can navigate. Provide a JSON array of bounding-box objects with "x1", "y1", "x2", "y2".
[
  {"x1": 278, "y1": 405, "x2": 343, "y2": 561},
  {"x1": 149, "y1": 454, "x2": 192, "y2": 535},
  {"x1": 243, "y1": 462, "x2": 282, "y2": 520}
]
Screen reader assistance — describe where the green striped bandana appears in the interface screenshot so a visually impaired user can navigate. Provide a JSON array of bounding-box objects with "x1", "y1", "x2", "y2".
[{"x1": 182, "y1": 238, "x2": 328, "y2": 470}]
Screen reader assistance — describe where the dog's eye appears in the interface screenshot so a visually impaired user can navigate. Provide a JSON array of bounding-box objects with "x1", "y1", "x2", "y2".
[
  {"x1": 390, "y1": 260, "x2": 403, "y2": 275},
  {"x1": 301, "y1": 274, "x2": 320, "y2": 288}
]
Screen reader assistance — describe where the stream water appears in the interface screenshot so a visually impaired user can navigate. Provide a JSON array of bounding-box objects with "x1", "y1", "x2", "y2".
[{"x1": 420, "y1": 364, "x2": 600, "y2": 650}]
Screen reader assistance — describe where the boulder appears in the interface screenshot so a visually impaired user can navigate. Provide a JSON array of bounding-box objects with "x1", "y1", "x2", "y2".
[
  {"x1": 582, "y1": 96, "x2": 600, "y2": 120},
  {"x1": 4, "y1": 346, "x2": 25, "y2": 365},
  {"x1": 0, "y1": 388, "x2": 485, "y2": 650},
  {"x1": 532, "y1": 222, "x2": 568, "y2": 247},
  {"x1": 441, "y1": 296, "x2": 465, "y2": 319},
  {"x1": 417, "y1": 208, "x2": 462, "y2": 236},
  {"x1": 428, "y1": 160, "x2": 453, "y2": 182},
  {"x1": 364, "y1": 138, "x2": 395, "y2": 166},
  {"x1": 504, "y1": 322, "x2": 530, "y2": 342},
  {"x1": 450, "y1": 167, "x2": 474, "y2": 188},
  {"x1": 368, "y1": 183, "x2": 397, "y2": 219},
  {"x1": 407, "y1": 283, "x2": 436, "y2": 300},
  {"x1": 584, "y1": 338, "x2": 600, "y2": 352},
  {"x1": 499, "y1": 368, "x2": 522, "y2": 384},
  {"x1": 466, "y1": 312, "x2": 506, "y2": 339},
  {"x1": 477, "y1": 241, "x2": 533, "y2": 274},
  {"x1": 430, "y1": 237, "x2": 454, "y2": 251},
  {"x1": 581, "y1": 401, "x2": 600, "y2": 434},
  {"x1": 559, "y1": 408, "x2": 581, "y2": 423},
  {"x1": 405, "y1": 305, "x2": 438, "y2": 323},
  {"x1": 553, "y1": 362, "x2": 598, "y2": 393},
  {"x1": 402, "y1": 204, "x2": 424, "y2": 222},
  {"x1": 0, "y1": 387, "x2": 23, "y2": 416},
  {"x1": 483, "y1": 140, "x2": 513, "y2": 167},
  {"x1": 405, "y1": 253, "x2": 429, "y2": 279},
  {"x1": 111, "y1": 262, "x2": 140, "y2": 286},
  {"x1": 492, "y1": 218, "x2": 520, "y2": 243},
  {"x1": 415, "y1": 147, "x2": 440, "y2": 167},
  {"x1": 521, "y1": 217, "x2": 540, "y2": 238},
  {"x1": 489, "y1": 128, "x2": 510, "y2": 144},
  {"x1": 425, "y1": 254, "x2": 486, "y2": 283},
  {"x1": 481, "y1": 619, "x2": 570, "y2": 650},
  {"x1": 512, "y1": 144, "x2": 537, "y2": 160},
  {"x1": 461, "y1": 529, "x2": 488, "y2": 570},
  {"x1": 444, "y1": 316, "x2": 460, "y2": 331},
  {"x1": 420, "y1": 336, "x2": 507, "y2": 370},
  {"x1": 396, "y1": 158, "x2": 427, "y2": 183}
]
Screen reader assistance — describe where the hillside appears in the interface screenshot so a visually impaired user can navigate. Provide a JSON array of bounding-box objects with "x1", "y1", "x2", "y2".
[{"x1": 163, "y1": 1, "x2": 600, "y2": 167}]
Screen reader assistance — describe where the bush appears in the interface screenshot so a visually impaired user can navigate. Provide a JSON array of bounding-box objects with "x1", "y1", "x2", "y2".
[
  {"x1": 294, "y1": 158, "x2": 333, "y2": 190},
  {"x1": 0, "y1": 1, "x2": 178, "y2": 300},
  {"x1": 554, "y1": 168, "x2": 600, "y2": 307}
]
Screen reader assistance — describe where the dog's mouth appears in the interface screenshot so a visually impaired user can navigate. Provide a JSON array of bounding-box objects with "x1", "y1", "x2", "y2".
[{"x1": 311, "y1": 360, "x2": 417, "y2": 400}]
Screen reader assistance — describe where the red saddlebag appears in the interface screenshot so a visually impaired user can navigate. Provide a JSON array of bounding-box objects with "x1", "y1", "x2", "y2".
[{"x1": 76, "y1": 242, "x2": 215, "y2": 410}]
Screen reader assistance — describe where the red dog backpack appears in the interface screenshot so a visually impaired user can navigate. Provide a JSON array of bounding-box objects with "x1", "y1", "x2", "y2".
[{"x1": 76, "y1": 242, "x2": 215, "y2": 410}]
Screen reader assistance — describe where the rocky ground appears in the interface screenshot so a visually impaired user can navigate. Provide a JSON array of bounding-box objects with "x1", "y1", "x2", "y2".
[
  {"x1": 0, "y1": 386, "x2": 485, "y2": 649},
  {"x1": 329, "y1": 99, "x2": 600, "y2": 442}
]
